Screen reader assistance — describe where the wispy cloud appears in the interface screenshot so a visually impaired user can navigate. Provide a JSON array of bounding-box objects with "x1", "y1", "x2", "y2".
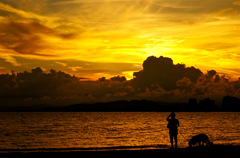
[
  {"x1": 0, "y1": 2, "x2": 56, "y2": 26},
  {"x1": 233, "y1": 0, "x2": 240, "y2": 6},
  {"x1": 1, "y1": 55, "x2": 21, "y2": 66},
  {"x1": 0, "y1": 0, "x2": 239, "y2": 80},
  {"x1": 51, "y1": 0, "x2": 137, "y2": 5},
  {"x1": 0, "y1": 21, "x2": 76, "y2": 57}
]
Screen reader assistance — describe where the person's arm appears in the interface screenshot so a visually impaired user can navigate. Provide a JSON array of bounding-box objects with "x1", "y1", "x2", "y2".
[{"x1": 166, "y1": 114, "x2": 171, "y2": 121}]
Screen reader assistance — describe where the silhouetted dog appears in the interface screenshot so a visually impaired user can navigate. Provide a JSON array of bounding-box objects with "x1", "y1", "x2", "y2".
[{"x1": 188, "y1": 134, "x2": 213, "y2": 147}]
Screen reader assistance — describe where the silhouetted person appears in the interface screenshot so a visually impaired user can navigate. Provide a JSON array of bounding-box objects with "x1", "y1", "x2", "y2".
[{"x1": 167, "y1": 112, "x2": 179, "y2": 148}]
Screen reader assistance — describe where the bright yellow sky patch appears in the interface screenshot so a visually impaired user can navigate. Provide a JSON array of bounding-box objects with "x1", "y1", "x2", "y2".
[{"x1": 0, "y1": 0, "x2": 239, "y2": 80}]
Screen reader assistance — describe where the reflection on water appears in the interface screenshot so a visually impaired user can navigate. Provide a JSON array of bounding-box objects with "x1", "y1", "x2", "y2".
[{"x1": 0, "y1": 112, "x2": 240, "y2": 150}]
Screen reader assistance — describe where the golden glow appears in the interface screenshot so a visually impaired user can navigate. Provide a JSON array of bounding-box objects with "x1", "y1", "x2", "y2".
[{"x1": 0, "y1": 0, "x2": 239, "y2": 80}]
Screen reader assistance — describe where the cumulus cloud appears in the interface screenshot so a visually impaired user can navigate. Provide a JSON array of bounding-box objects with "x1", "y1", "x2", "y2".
[
  {"x1": 133, "y1": 56, "x2": 202, "y2": 90},
  {"x1": 0, "y1": 67, "x2": 133, "y2": 106},
  {"x1": 0, "y1": 56, "x2": 240, "y2": 107},
  {"x1": 98, "y1": 76, "x2": 127, "y2": 82},
  {"x1": 132, "y1": 56, "x2": 240, "y2": 104}
]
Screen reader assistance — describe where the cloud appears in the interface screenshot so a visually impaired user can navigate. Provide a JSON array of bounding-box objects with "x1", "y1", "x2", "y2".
[
  {"x1": 110, "y1": 76, "x2": 126, "y2": 82},
  {"x1": 1, "y1": 55, "x2": 21, "y2": 66},
  {"x1": 1, "y1": 0, "x2": 239, "y2": 73},
  {"x1": 0, "y1": 56, "x2": 141, "y2": 80},
  {"x1": 51, "y1": 0, "x2": 107, "y2": 5},
  {"x1": 0, "y1": 22, "x2": 49, "y2": 55},
  {"x1": 131, "y1": 56, "x2": 240, "y2": 104},
  {"x1": 0, "y1": 56, "x2": 240, "y2": 107},
  {"x1": 0, "y1": 0, "x2": 239, "y2": 98},
  {"x1": 0, "y1": 1, "x2": 56, "y2": 25},
  {"x1": 133, "y1": 56, "x2": 203, "y2": 90},
  {"x1": 0, "y1": 21, "x2": 75, "y2": 56},
  {"x1": 55, "y1": 61, "x2": 67, "y2": 67},
  {"x1": 233, "y1": 0, "x2": 240, "y2": 6},
  {"x1": 68, "y1": 66, "x2": 83, "y2": 72}
]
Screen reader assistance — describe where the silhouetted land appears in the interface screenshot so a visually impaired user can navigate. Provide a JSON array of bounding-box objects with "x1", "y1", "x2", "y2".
[{"x1": 1, "y1": 96, "x2": 240, "y2": 112}]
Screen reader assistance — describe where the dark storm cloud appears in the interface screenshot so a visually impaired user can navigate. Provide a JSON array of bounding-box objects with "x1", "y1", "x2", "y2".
[
  {"x1": 131, "y1": 56, "x2": 240, "y2": 103},
  {"x1": 0, "y1": 55, "x2": 240, "y2": 107},
  {"x1": 0, "y1": 67, "x2": 134, "y2": 106},
  {"x1": 133, "y1": 56, "x2": 202, "y2": 90}
]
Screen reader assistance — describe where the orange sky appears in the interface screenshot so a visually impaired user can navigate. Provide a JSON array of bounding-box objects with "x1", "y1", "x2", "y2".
[{"x1": 0, "y1": 0, "x2": 240, "y2": 80}]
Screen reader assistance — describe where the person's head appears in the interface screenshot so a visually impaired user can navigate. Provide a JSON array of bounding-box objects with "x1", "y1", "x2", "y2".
[{"x1": 170, "y1": 112, "x2": 175, "y2": 118}]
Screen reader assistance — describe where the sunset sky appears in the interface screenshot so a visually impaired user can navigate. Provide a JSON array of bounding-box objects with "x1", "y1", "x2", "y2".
[{"x1": 0, "y1": 0, "x2": 240, "y2": 80}]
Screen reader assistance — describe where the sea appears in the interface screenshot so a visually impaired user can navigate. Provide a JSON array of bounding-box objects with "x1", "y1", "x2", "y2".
[{"x1": 0, "y1": 112, "x2": 240, "y2": 151}]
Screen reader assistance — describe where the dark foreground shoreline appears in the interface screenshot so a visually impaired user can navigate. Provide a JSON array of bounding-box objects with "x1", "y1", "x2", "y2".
[{"x1": 1, "y1": 145, "x2": 240, "y2": 157}]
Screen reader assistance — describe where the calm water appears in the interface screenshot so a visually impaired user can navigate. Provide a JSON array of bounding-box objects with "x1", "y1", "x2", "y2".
[{"x1": 0, "y1": 112, "x2": 240, "y2": 150}]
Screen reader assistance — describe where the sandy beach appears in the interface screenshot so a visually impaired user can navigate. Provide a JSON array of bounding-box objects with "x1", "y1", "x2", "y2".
[{"x1": 1, "y1": 145, "x2": 240, "y2": 157}]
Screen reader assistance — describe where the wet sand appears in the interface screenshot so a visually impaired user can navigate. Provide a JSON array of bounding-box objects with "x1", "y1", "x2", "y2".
[{"x1": 0, "y1": 145, "x2": 239, "y2": 157}]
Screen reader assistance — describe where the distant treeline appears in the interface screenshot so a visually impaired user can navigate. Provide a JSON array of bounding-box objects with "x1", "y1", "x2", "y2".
[{"x1": 1, "y1": 96, "x2": 239, "y2": 112}]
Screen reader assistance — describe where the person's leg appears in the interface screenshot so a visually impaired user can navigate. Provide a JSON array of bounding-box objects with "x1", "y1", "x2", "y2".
[
  {"x1": 174, "y1": 134, "x2": 178, "y2": 148},
  {"x1": 170, "y1": 133, "x2": 174, "y2": 148}
]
